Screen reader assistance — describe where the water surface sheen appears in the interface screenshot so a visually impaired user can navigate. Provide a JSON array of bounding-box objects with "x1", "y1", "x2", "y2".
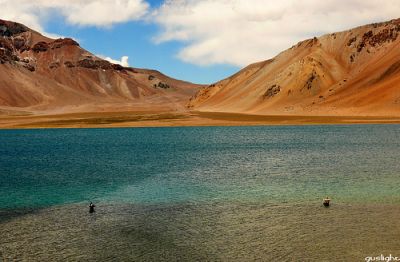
[{"x1": 1, "y1": 125, "x2": 399, "y2": 261}]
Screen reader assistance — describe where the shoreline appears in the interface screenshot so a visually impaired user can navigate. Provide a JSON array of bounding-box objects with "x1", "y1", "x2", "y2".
[{"x1": 0, "y1": 110, "x2": 400, "y2": 129}]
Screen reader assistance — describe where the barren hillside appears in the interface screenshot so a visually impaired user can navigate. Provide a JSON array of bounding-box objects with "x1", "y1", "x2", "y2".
[
  {"x1": 188, "y1": 19, "x2": 400, "y2": 116},
  {"x1": 0, "y1": 19, "x2": 201, "y2": 115}
]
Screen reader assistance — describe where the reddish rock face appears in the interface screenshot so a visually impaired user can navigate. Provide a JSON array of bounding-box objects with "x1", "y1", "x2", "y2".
[
  {"x1": 32, "y1": 41, "x2": 49, "y2": 53},
  {"x1": 77, "y1": 58, "x2": 112, "y2": 70},
  {"x1": 22, "y1": 63, "x2": 35, "y2": 72},
  {"x1": 111, "y1": 64, "x2": 125, "y2": 71},
  {"x1": 0, "y1": 19, "x2": 28, "y2": 36},
  {"x1": 77, "y1": 58, "x2": 126, "y2": 71},
  {"x1": 13, "y1": 37, "x2": 26, "y2": 50},
  {"x1": 357, "y1": 26, "x2": 400, "y2": 52},
  {"x1": 0, "y1": 38, "x2": 15, "y2": 63},
  {"x1": 20, "y1": 45, "x2": 30, "y2": 53},
  {"x1": 64, "y1": 61, "x2": 75, "y2": 68},
  {"x1": 155, "y1": 81, "x2": 170, "y2": 89},
  {"x1": 0, "y1": 38, "x2": 13, "y2": 51},
  {"x1": 264, "y1": 84, "x2": 281, "y2": 98},
  {"x1": 51, "y1": 38, "x2": 79, "y2": 49},
  {"x1": 347, "y1": 36, "x2": 357, "y2": 46},
  {"x1": 49, "y1": 62, "x2": 60, "y2": 69}
]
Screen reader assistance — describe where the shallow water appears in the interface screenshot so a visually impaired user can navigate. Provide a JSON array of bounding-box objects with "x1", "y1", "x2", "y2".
[{"x1": 1, "y1": 125, "x2": 400, "y2": 261}]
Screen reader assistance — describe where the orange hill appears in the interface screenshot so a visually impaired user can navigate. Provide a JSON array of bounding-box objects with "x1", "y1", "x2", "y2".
[
  {"x1": 0, "y1": 19, "x2": 201, "y2": 115},
  {"x1": 1, "y1": 18, "x2": 400, "y2": 119},
  {"x1": 188, "y1": 19, "x2": 400, "y2": 116}
]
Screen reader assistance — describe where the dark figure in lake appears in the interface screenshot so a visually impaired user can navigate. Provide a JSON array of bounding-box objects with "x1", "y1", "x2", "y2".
[
  {"x1": 323, "y1": 196, "x2": 331, "y2": 207},
  {"x1": 89, "y1": 202, "x2": 96, "y2": 213}
]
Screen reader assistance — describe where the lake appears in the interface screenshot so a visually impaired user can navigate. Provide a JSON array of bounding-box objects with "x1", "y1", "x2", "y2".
[{"x1": 1, "y1": 125, "x2": 399, "y2": 261}]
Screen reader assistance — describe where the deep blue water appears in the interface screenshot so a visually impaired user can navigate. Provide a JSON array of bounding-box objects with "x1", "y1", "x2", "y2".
[{"x1": 1, "y1": 125, "x2": 400, "y2": 209}]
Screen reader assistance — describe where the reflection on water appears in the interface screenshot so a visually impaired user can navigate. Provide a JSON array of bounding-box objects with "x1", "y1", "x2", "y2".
[{"x1": 1, "y1": 202, "x2": 399, "y2": 261}]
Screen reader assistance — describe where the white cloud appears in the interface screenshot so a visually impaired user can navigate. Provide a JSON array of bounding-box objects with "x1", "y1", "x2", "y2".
[
  {"x1": 98, "y1": 55, "x2": 130, "y2": 67},
  {"x1": 55, "y1": 1, "x2": 149, "y2": 27},
  {"x1": 0, "y1": 1, "x2": 45, "y2": 32},
  {"x1": 153, "y1": 0, "x2": 400, "y2": 66},
  {"x1": 0, "y1": 0, "x2": 149, "y2": 32},
  {"x1": 2, "y1": 0, "x2": 400, "y2": 68}
]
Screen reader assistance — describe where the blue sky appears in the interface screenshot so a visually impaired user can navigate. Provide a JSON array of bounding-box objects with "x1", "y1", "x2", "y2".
[
  {"x1": 2, "y1": 0, "x2": 399, "y2": 84},
  {"x1": 41, "y1": 1, "x2": 239, "y2": 85}
]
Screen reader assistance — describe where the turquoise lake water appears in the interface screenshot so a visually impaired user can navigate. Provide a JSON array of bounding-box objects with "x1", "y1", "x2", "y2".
[{"x1": 1, "y1": 125, "x2": 400, "y2": 261}]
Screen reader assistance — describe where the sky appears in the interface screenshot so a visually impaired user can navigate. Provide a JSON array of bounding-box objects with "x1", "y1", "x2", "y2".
[{"x1": 1, "y1": 0, "x2": 400, "y2": 84}]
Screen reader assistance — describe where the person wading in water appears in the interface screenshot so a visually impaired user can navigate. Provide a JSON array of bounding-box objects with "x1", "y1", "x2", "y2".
[
  {"x1": 323, "y1": 196, "x2": 331, "y2": 207},
  {"x1": 89, "y1": 202, "x2": 96, "y2": 213}
]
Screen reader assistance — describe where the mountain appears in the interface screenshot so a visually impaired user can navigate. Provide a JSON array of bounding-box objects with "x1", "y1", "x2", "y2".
[
  {"x1": 0, "y1": 19, "x2": 201, "y2": 115},
  {"x1": 188, "y1": 19, "x2": 400, "y2": 116}
]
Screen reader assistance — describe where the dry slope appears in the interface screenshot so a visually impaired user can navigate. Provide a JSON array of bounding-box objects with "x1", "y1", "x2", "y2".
[
  {"x1": 188, "y1": 19, "x2": 400, "y2": 116},
  {"x1": 0, "y1": 19, "x2": 201, "y2": 115}
]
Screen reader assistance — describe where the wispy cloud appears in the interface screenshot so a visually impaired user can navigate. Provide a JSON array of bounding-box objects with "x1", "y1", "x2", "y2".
[
  {"x1": 152, "y1": 0, "x2": 400, "y2": 66},
  {"x1": 2, "y1": 0, "x2": 400, "y2": 68},
  {"x1": 0, "y1": 0, "x2": 149, "y2": 32}
]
